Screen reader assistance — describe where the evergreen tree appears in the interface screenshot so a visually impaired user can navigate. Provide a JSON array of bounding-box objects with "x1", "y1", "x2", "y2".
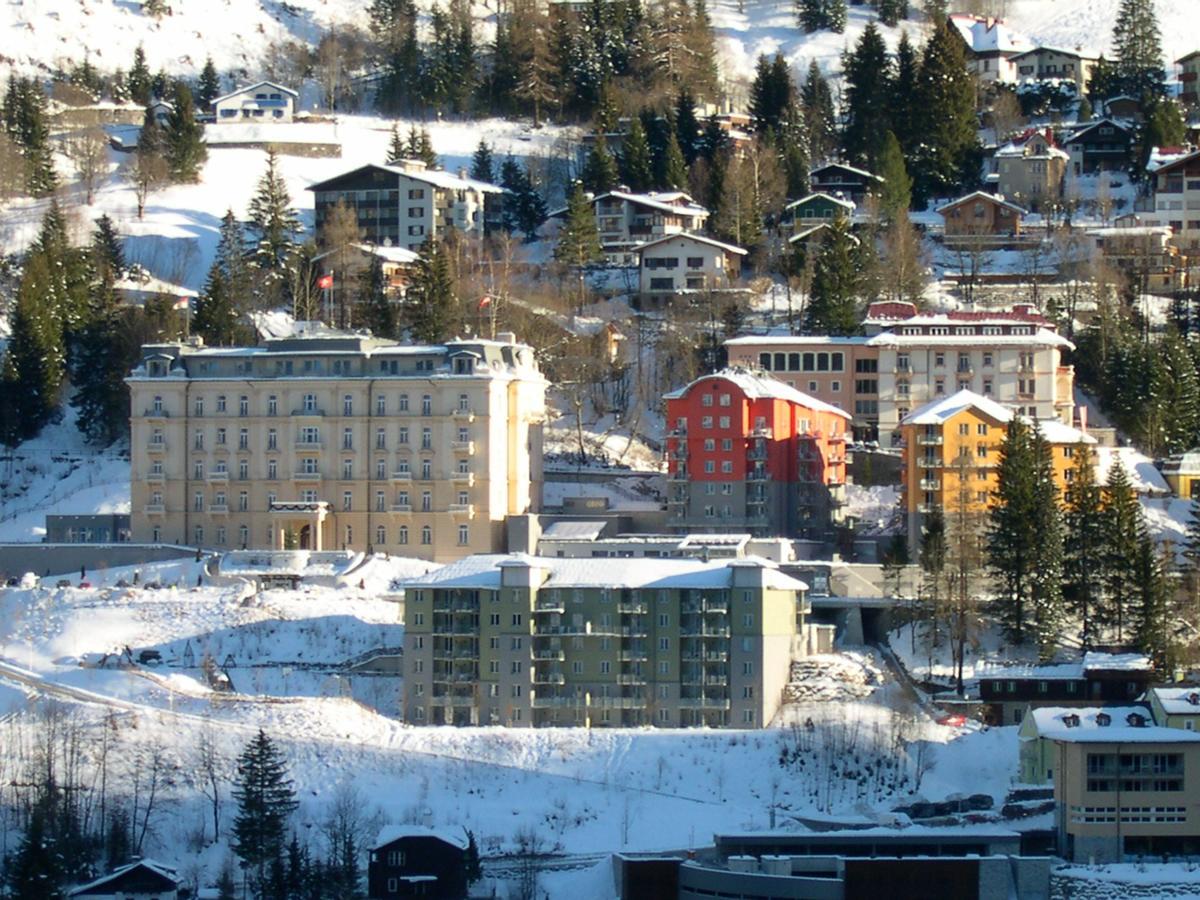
[
  {"x1": 7, "y1": 77, "x2": 58, "y2": 196},
  {"x1": 386, "y1": 123, "x2": 406, "y2": 164},
  {"x1": 582, "y1": 136, "x2": 619, "y2": 194},
  {"x1": 1112, "y1": 0, "x2": 1165, "y2": 100},
  {"x1": 912, "y1": 22, "x2": 979, "y2": 204},
  {"x1": 470, "y1": 139, "x2": 494, "y2": 183},
  {"x1": 748, "y1": 54, "x2": 793, "y2": 135},
  {"x1": 1102, "y1": 459, "x2": 1146, "y2": 644},
  {"x1": 778, "y1": 103, "x2": 811, "y2": 198},
  {"x1": 797, "y1": 0, "x2": 824, "y2": 33},
  {"x1": 661, "y1": 129, "x2": 689, "y2": 190},
  {"x1": 674, "y1": 89, "x2": 701, "y2": 164},
  {"x1": 554, "y1": 182, "x2": 604, "y2": 269},
  {"x1": 358, "y1": 255, "x2": 397, "y2": 339},
  {"x1": 464, "y1": 830, "x2": 482, "y2": 886},
  {"x1": 891, "y1": 31, "x2": 920, "y2": 156},
  {"x1": 988, "y1": 416, "x2": 1037, "y2": 645},
  {"x1": 163, "y1": 82, "x2": 207, "y2": 182},
  {"x1": 90, "y1": 214, "x2": 125, "y2": 285},
  {"x1": 372, "y1": 0, "x2": 422, "y2": 114},
  {"x1": 1063, "y1": 440, "x2": 1106, "y2": 649},
  {"x1": 196, "y1": 57, "x2": 221, "y2": 109},
  {"x1": 877, "y1": 0, "x2": 908, "y2": 27},
  {"x1": 232, "y1": 731, "x2": 298, "y2": 889},
  {"x1": 1, "y1": 251, "x2": 67, "y2": 442},
  {"x1": 128, "y1": 45, "x2": 152, "y2": 106},
  {"x1": 499, "y1": 158, "x2": 548, "y2": 240},
  {"x1": 802, "y1": 61, "x2": 837, "y2": 163},
  {"x1": 804, "y1": 217, "x2": 861, "y2": 335},
  {"x1": 247, "y1": 150, "x2": 302, "y2": 307},
  {"x1": 1028, "y1": 425, "x2": 1066, "y2": 659},
  {"x1": 1140, "y1": 99, "x2": 1186, "y2": 172},
  {"x1": 842, "y1": 23, "x2": 893, "y2": 170},
  {"x1": 876, "y1": 131, "x2": 912, "y2": 222},
  {"x1": 618, "y1": 116, "x2": 653, "y2": 191},
  {"x1": 825, "y1": 0, "x2": 846, "y2": 34},
  {"x1": 192, "y1": 266, "x2": 241, "y2": 347},
  {"x1": 1133, "y1": 535, "x2": 1175, "y2": 672},
  {"x1": 405, "y1": 239, "x2": 457, "y2": 344},
  {"x1": 5, "y1": 801, "x2": 67, "y2": 900}
]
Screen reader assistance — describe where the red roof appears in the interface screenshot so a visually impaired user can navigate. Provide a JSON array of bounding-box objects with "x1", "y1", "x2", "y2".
[{"x1": 865, "y1": 301, "x2": 918, "y2": 321}]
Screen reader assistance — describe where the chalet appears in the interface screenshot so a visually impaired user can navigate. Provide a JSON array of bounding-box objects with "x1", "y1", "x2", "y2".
[
  {"x1": 1144, "y1": 148, "x2": 1200, "y2": 252},
  {"x1": 69, "y1": 859, "x2": 180, "y2": 899},
  {"x1": 1161, "y1": 449, "x2": 1200, "y2": 500},
  {"x1": 312, "y1": 243, "x2": 421, "y2": 296},
  {"x1": 568, "y1": 190, "x2": 710, "y2": 264},
  {"x1": 1179, "y1": 51, "x2": 1200, "y2": 107},
  {"x1": 994, "y1": 128, "x2": 1068, "y2": 211},
  {"x1": 977, "y1": 652, "x2": 1154, "y2": 725},
  {"x1": 212, "y1": 81, "x2": 298, "y2": 122},
  {"x1": 808, "y1": 163, "x2": 883, "y2": 205},
  {"x1": 946, "y1": 14, "x2": 1031, "y2": 83},
  {"x1": 1147, "y1": 686, "x2": 1200, "y2": 731},
  {"x1": 936, "y1": 191, "x2": 1027, "y2": 243},
  {"x1": 368, "y1": 826, "x2": 468, "y2": 900},
  {"x1": 1018, "y1": 705, "x2": 1153, "y2": 784},
  {"x1": 147, "y1": 99, "x2": 172, "y2": 128},
  {"x1": 783, "y1": 192, "x2": 855, "y2": 232},
  {"x1": 1102, "y1": 94, "x2": 1144, "y2": 121},
  {"x1": 1009, "y1": 46, "x2": 1099, "y2": 90},
  {"x1": 635, "y1": 232, "x2": 746, "y2": 295},
  {"x1": 786, "y1": 222, "x2": 860, "y2": 266},
  {"x1": 308, "y1": 161, "x2": 504, "y2": 250},
  {"x1": 1062, "y1": 118, "x2": 1135, "y2": 176}
]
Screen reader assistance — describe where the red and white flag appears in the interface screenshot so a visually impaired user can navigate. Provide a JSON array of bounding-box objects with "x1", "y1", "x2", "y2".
[
  {"x1": 317, "y1": 273, "x2": 334, "y2": 289},
  {"x1": 172, "y1": 297, "x2": 190, "y2": 311},
  {"x1": 478, "y1": 294, "x2": 492, "y2": 310}
]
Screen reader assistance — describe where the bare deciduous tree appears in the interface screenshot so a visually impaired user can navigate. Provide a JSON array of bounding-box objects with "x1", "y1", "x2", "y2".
[{"x1": 64, "y1": 125, "x2": 109, "y2": 205}]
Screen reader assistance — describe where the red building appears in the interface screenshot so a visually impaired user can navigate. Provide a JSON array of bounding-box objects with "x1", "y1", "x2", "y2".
[{"x1": 663, "y1": 368, "x2": 852, "y2": 538}]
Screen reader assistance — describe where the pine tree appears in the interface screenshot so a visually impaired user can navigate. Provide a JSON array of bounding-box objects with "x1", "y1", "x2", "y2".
[
  {"x1": 1064, "y1": 440, "x2": 1106, "y2": 649},
  {"x1": 674, "y1": 89, "x2": 701, "y2": 164},
  {"x1": 804, "y1": 218, "x2": 861, "y2": 335},
  {"x1": 248, "y1": 150, "x2": 302, "y2": 307},
  {"x1": 876, "y1": 131, "x2": 912, "y2": 222},
  {"x1": 8, "y1": 77, "x2": 58, "y2": 196},
  {"x1": 2, "y1": 252, "x2": 67, "y2": 442},
  {"x1": 825, "y1": 0, "x2": 846, "y2": 34},
  {"x1": 778, "y1": 103, "x2": 811, "y2": 199},
  {"x1": 891, "y1": 31, "x2": 920, "y2": 156},
  {"x1": 661, "y1": 129, "x2": 689, "y2": 190},
  {"x1": 470, "y1": 139, "x2": 494, "y2": 183},
  {"x1": 988, "y1": 416, "x2": 1037, "y2": 645},
  {"x1": 749, "y1": 54, "x2": 793, "y2": 135},
  {"x1": 163, "y1": 82, "x2": 207, "y2": 182},
  {"x1": 555, "y1": 182, "x2": 604, "y2": 269},
  {"x1": 128, "y1": 45, "x2": 152, "y2": 106},
  {"x1": 405, "y1": 239, "x2": 457, "y2": 344},
  {"x1": 582, "y1": 136, "x2": 619, "y2": 194},
  {"x1": 232, "y1": 730, "x2": 298, "y2": 888},
  {"x1": 912, "y1": 21, "x2": 979, "y2": 204},
  {"x1": 1112, "y1": 0, "x2": 1165, "y2": 100},
  {"x1": 196, "y1": 57, "x2": 221, "y2": 109},
  {"x1": 796, "y1": 0, "x2": 824, "y2": 33},
  {"x1": 192, "y1": 267, "x2": 242, "y2": 347},
  {"x1": 842, "y1": 23, "x2": 893, "y2": 170},
  {"x1": 358, "y1": 255, "x2": 397, "y2": 339},
  {"x1": 1133, "y1": 535, "x2": 1175, "y2": 672},
  {"x1": 618, "y1": 116, "x2": 653, "y2": 191},
  {"x1": 802, "y1": 61, "x2": 837, "y2": 163},
  {"x1": 1101, "y1": 460, "x2": 1146, "y2": 645},
  {"x1": 386, "y1": 123, "x2": 406, "y2": 164},
  {"x1": 1028, "y1": 425, "x2": 1066, "y2": 659}
]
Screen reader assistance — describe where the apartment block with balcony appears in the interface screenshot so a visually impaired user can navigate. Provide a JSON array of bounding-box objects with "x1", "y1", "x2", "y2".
[
  {"x1": 636, "y1": 232, "x2": 746, "y2": 295},
  {"x1": 126, "y1": 329, "x2": 545, "y2": 562},
  {"x1": 309, "y1": 161, "x2": 503, "y2": 251},
  {"x1": 663, "y1": 369, "x2": 852, "y2": 540},
  {"x1": 1145, "y1": 148, "x2": 1200, "y2": 252},
  {"x1": 579, "y1": 190, "x2": 710, "y2": 264},
  {"x1": 400, "y1": 554, "x2": 810, "y2": 729}
]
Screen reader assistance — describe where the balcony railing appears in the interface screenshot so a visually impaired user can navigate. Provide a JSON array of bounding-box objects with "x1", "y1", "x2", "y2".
[
  {"x1": 293, "y1": 471, "x2": 322, "y2": 482},
  {"x1": 391, "y1": 471, "x2": 413, "y2": 482},
  {"x1": 390, "y1": 504, "x2": 413, "y2": 514},
  {"x1": 448, "y1": 503, "x2": 475, "y2": 518},
  {"x1": 919, "y1": 478, "x2": 941, "y2": 491},
  {"x1": 917, "y1": 434, "x2": 944, "y2": 445},
  {"x1": 142, "y1": 504, "x2": 165, "y2": 515},
  {"x1": 451, "y1": 440, "x2": 475, "y2": 454},
  {"x1": 147, "y1": 440, "x2": 167, "y2": 453},
  {"x1": 451, "y1": 472, "x2": 476, "y2": 486}
]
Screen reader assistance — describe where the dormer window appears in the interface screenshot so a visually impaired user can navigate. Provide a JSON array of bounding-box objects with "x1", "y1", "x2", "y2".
[
  {"x1": 1062, "y1": 714, "x2": 1080, "y2": 728},
  {"x1": 1126, "y1": 713, "x2": 1147, "y2": 727},
  {"x1": 1096, "y1": 713, "x2": 1111, "y2": 727}
]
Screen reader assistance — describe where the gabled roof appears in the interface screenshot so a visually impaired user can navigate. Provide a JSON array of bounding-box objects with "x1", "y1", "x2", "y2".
[
  {"x1": 312, "y1": 243, "x2": 421, "y2": 265},
  {"x1": 308, "y1": 163, "x2": 503, "y2": 195},
  {"x1": 595, "y1": 190, "x2": 710, "y2": 217},
  {"x1": 70, "y1": 860, "x2": 180, "y2": 896},
  {"x1": 901, "y1": 389, "x2": 1014, "y2": 426},
  {"x1": 664, "y1": 367, "x2": 851, "y2": 418},
  {"x1": 784, "y1": 192, "x2": 856, "y2": 212},
  {"x1": 995, "y1": 128, "x2": 1068, "y2": 159},
  {"x1": 373, "y1": 825, "x2": 469, "y2": 852},
  {"x1": 1147, "y1": 147, "x2": 1200, "y2": 177},
  {"x1": 1064, "y1": 118, "x2": 1134, "y2": 144},
  {"x1": 936, "y1": 191, "x2": 1027, "y2": 217},
  {"x1": 1148, "y1": 686, "x2": 1200, "y2": 715},
  {"x1": 1024, "y1": 705, "x2": 1153, "y2": 740},
  {"x1": 636, "y1": 232, "x2": 747, "y2": 256},
  {"x1": 1178, "y1": 50, "x2": 1200, "y2": 64},
  {"x1": 1009, "y1": 45, "x2": 1099, "y2": 62},
  {"x1": 213, "y1": 80, "x2": 299, "y2": 105},
  {"x1": 787, "y1": 223, "x2": 861, "y2": 246},
  {"x1": 947, "y1": 14, "x2": 1030, "y2": 54},
  {"x1": 810, "y1": 162, "x2": 884, "y2": 183}
]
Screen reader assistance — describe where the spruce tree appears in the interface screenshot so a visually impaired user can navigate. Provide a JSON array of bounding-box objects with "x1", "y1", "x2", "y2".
[
  {"x1": 1101, "y1": 459, "x2": 1145, "y2": 645},
  {"x1": 232, "y1": 730, "x2": 298, "y2": 890},
  {"x1": 192, "y1": 267, "x2": 241, "y2": 347},
  {"x1": 891, "y1": 32, "x2": 920, "y2": 156},
  {"x1": 470, "y1": 139, "x2": 495, "y2": 183},
  {"x1": 5, "y1": 802, "x2": 66, "y2": 899},
  {"x1": 803, "y1": 218, "x2": 861, "y2": 335},
  {"x1": 414, "y1": 127, "x2": 438, "y2": 168},
  {"x1": 674, "y1": 89, "x2": 701, "y2": 164},
  {"x1": 1028, "y1": 425, "x2": 1066, "y2": 659},
  {"x1": 405, "y1": 239, "x2": 457, "y2": 344},
  {"x1": 749, "y1": 54, "x2": 793, "y2": 135},
  {"x1": 1064, "y1": 441, "x2": 1106, "y2": 648},
  {"x1": 554, "y1": 182, "x2": 604, "y2": 269},
  {"x1": 802, "y1": 61, "x2": 837, "y2": 163},
  {"x1": 661, "y1": 129, "x2": 689, "y2": 190},
  {"x1": 618, "y1": 116, "x2": 653, "y2": 191},
  {"x1": 498, "y1": 159, "x2": 547, "y2": 240},
  {"x1": 912, "y1": 21, "x2": 979, "y2": 204},
  {"x1": 988, "y1": 416, "x2": 1037, "y2": 645},
  {"x1": 582, "y1": 136, "x2": 619, "y2": 194},
  {"x1": 779, "y1": 103, "x2": 811, "y2": 199},
  {"x1": 878, "y1": 0, "x2": 908, "y2": 27},
  {"x1": 825, "y1": 0, "x2": 846, "y2": 33},
  {"x1": 358, "y1": 255, "x2": 397, "y2": 339},
  {"x1": 876, "y1": 131, "x2": 912, "y2": 222},
  {"x1": 796, "y1": 0, "x2": 824, "y2": 33},
  {"x1": 2, "y1": 253, "x2": 66, "y2": 442},
  {"x1": 386, "y1": 123, "x2": 406, "y2": 164},
  {"x1": 128, "y1": 45, "x2": 152, "y2": 106},
  {"x1": 1112, "y1": 0, "x2": 1165, "y2": 100},
  {"x1": 842, "y1": 23, "x2": 893, "y2": 170},
  {"x1": 1133, "y1": 535, "x2": 1175, "y2": 673},
  {"x1": 196, "y1": 57, "x2": 221, "y2": 109},
  {"x1": 163, "y1": 82, "x2": 207, "y2": 182},
  {"x1": 248, "y1": 150, "x2": 301, "y2": 280}
]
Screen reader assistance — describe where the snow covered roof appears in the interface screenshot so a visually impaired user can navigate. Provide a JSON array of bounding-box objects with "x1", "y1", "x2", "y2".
[
  {"x1": 308, "y1": 163, "x2": 503, "y2": 194},
  {"x1": 948, "y1": 14, "x2": 1030, "y2": 54},
  {"x1": 597, "y1": 190, "x2": 709, "y2": 217},
  {"x1": 1162, "y1": 449, "x2": 1200, "y2": 475},
  {"x1": 663, "y1": 367, "x2": 851, "y2": 419},
  {"x1": 212, "y1": 80, "x2": 298, "y2": 105},
  {"x1": 785, "y1": 192, "x2": 856, "y2": 212},
  {"x1": 788, "y1": 223, "x2": 862, "y2": 245},
  {"x1": 866, "y1": 329, "x2": 1072, "y2": 349},
  {"x1": 1010, "y1": 45, "x2": 1100, "y2": 61},
  {"x1": 901, "y1": 389, "x2": 1015, "y2": 426},
  {"x1": 400, "y1": 554, "x2": 810, "y2": 592},
  {"x1": 1029, "y1": 418, "x2": 1096, "y2": 445},
  {"x1": 936, "y1": 191, "x2": 1028, "y2": 217},
  {"x1": 636, "y1": 232, "x2": 747, "y2": 256},
  {"x1": 1149, "y1": 686, "x2": 1200, "y2": 715},
  {"x1": 995, "y1": 134, "x2": 1069, "y2": 160},
  {"x1": 810, "y1": 162, "x2": 883, "y2": 182},
  {"x1": 540, "y1": 521, "x2": 608, "y2": 540},
  {"x1": 1064, "y1": 118, "x2": 1134, "y2": 144},
  {"x1": 977, "y1": 652, "x2": 1152, "y2": 681},
  {"x1": 312, "y1": 243, "x2": 421, "y2": 265},
  {"x1": 373, "y1": 825, "x2": 469, "y2": 851},
  {"x1": 1026, "y1": 705, "x2": 1155, "y2": 740},
  {"x1": 725, "y1": 334, "x2": 870, "y2": 346},
  {"x1": 1094, "y1": 446, "x2": 1170, "y2": 494},
  {"x1": 1044, "y1": 720, "x2": 1200, "y2": 744},
  {"x1": 70, "y1": 860, "x2": 180, "y2": 896},
  {"x1": 1147, "y1": 147, "x2": 1199, "y2": 174}
]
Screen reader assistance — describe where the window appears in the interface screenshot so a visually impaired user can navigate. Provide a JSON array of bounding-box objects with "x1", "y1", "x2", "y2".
[
  {"x1": 342, "y1": 459, "x2": 353, "y2": 479},
  {"x1": 303, "y1": 393, "x2": 317, "y2": 413},
  {"x1": 421, "y1": 394, "x2": 432, "y2": 416},
  {"x1": 421, "y1": 427, "x2": 432, "y2": 450},
  {"x1": 238, "y1": 491, "x2": 248, "y2": 512},
  {"x1": 342, "y1": 427, "x2": 353, "y2": 450},
  {"x1": 421, "y1": 459, "x2": 432, "y2": 480},
  {"x1": 399, "y1": 394, "x2": 409, "y2": 412},
  {"x1": 399, "y1": 426, "x2": 409, "y2": 445},
  {"x1": 421, "y1": 526, "x2": 432, "y2": 545},
  {"x1": 267, "y1": 459, "x2": 278, "y2": 480},
  {"x1": 458, "y1": 524, "x2": 469, "y2": 545},
  {"x1": 398, "y1": 526, "x2": 408, "y2": 544}
]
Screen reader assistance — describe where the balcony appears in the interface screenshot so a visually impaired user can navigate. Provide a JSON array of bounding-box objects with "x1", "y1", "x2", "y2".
[
  {"x1": 451, "y1": 472, "x2": 476, "y2": 487},
  {"x1": 534, "y1": 648, "x2": 565, "y2": 660},
  {"x1": 534, "y1": 600, "x2": 565, "y2": 613},
  {"x1": 750, "y1": 426, "x2": 773, "y2": 439},
  {"x1": 594, "y1": 696, "x2": 647, "y2": 710},
  {"x1": 207, "y1": 471, "x2": 229, "y2": 483},
  {"x1": 209, "y1": 504, "x2": 229, "y2": 516},
  {"x1": 142, "y1": 504, "x2": 165, "y2": 516},
  {"x1": 617, "y1": 601, "x2": 647, "y2": 615},
  {"x1": 894, "y1": 363, "x2": 913, "y2": 374},
  {"x1": 533, "y1": 672, "x2": 566, "y2": 686},
  {"x1": 147, "y1": 440, "x2": 167, "y2": 453},
  {"x1": 293, "y1": 440, "x2": 324, "y2": 451},
  {"x1": 917, "y1": 457, "x2": 941, "y2": 469},
  {"x1": 449, "y1": 503, "x2": 476, "y2": 519},
  {"x1": 390, "y1": 471, "x2": 413, "y2": 483},
  {"x1": 678, "y1": 696, "x2": 731, "y2": 709},
  {"x1": 746, "y1": 469, "x2": 768, "y2": 482},
  {"x1": 668, "y1": 470, "x2": 690, "y2": 483},
  {"x1": 617, "y1": 674, "x2": 646, "y2": 686},
  {"x1": 619, "y1": 649, "x2": 648, "y2": 662},
  {"x1": 145, "y1": 472, "x2": 165, "y2": 485},
  {"x1": 747, "y1": 447, "x2": 768, "y2": 461},
  {"x1": 143, "y1": 408, "x2": 170, "y2": 420},
  {"x1": 917, "y1": 434, "x2": 944, "y2": 446},
  {"x1": 389, "y1": 504, "x2": 413, "y2": 516},
  {"x1": 293, "y1": 470, "x2": 322, "y2": 482},
  {"x1": 452, "y1": 408, "x2": 476, "y2": 422},
  {"x1": 531, "y1": 696, "x2": 580, "y2": 709},
  {"x1": 451, "y1": 440, "x2": 475, "y2": 454},
  {"x1": 291, "y1": 408, "x2": 324, "y2": 418},
  {"x1": 919, "y1": 478, "x2": 941, "y2": 491}
]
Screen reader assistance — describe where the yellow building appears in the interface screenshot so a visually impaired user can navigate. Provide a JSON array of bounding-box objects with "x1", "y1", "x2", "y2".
[
  {"x1": 1161, "y1": 449, "x2": 1200, "y2": 500},
  {"x1": 899, "y1": 390, "x2": 1094, "y2": 547}
]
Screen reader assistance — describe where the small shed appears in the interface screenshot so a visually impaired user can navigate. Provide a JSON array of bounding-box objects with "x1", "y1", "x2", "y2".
[{"x1": 70, "y1": 859, "x2": 180, "y2": 899}]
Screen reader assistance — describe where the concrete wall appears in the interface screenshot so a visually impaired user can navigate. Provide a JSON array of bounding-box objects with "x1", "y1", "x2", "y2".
[{"x1": 0, "y1": 544, "x2": 195, "y2": 580}]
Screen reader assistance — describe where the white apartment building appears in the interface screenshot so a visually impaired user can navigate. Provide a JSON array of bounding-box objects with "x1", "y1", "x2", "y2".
[
  {"x1": 578, "y1": 190, "x2": 710, "y2": 263},
  {"x1": 636, "y1": 233, "x2": 746, "y2": 294},
  {"x1": 309, "y1": 161, "x2": 504, "y2": 250},
  {"x1": 212, "y1": 81, "x2": 298, "y2": 122},
  {"x1": 1146, "y1": 148, "x2": 1200, "y2": 252},
  {"x1": 126, "y1": 330, "x2": 546, "y2": 562}
]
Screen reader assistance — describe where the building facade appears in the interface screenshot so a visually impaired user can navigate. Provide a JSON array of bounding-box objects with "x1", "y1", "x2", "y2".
[
  {"x1": 783, "y1": 192, "x2": 855, "y2": 232},
  {"x1": 126, "y1": 331, "x2": 546, "y2": 562},
  {"x1": 1009, "y1": 46, "x2": 1098, "y2": 90},
  {"x1": 636, "y1": 233, "x2": 746, "y2": 295},
  {"x1": 663, "y1": 369, "x2": 851, "y2": 539},
  {"x1": 994, "y1": 129, "x2": 1068, "y2": 211},
  {"x1": 579, "y1": 190, "x2": 711, "y2": 264},
  {"x1": 938, "y1": 191, "x2": 1027, "y2": 242},
  {"x1": 309, "y1": 161, "x2": 503, "y2": 250},
  {"x1": 1063, "y1": 118, "x2": 1135, "y2": 176},
  {"x1": 1179, "y1": 51, "x2": 1200, "y2": 107},
  {"x1": 1146, "y1": 149, "x2": 1200, "y2": 251},
  {"x1": 401, "y1": 554, "x2": 809, "y2": 729},
  {"x1": 367, "y1": 827, "x2": 467, "y2": 900},
  {"x1": 211, "y1": 81, "x2": 298, "y2": 122},
  {"x1": 808, "y1": 163, "x2": 882, "y2": 205}
]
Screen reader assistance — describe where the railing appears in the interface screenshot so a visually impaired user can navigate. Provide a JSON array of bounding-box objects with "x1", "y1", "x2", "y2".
[
  {"x1": 448, "y1": 503, "x2": 475, "y2": 518},
  {"x1": 917, "y1": 434, "x2": 944, "y2": 445},
  {"x1": 534, "y1": 600, "x2": 565, "y2": 613},
  {"x1": 390, "y1": 504, "x2": 413, "y2": 514},
  {"x1": 533, "y1": 673, "x2": 566, "y2": 685},
  {"x1": 147, "y1": 440, "x2": 167, "y2": 452},
  {"x1": 452, "y1": 409, "x2": 476, "y2": 422},
  {"x1": 391, "y1": 471, "x2": 412, "y2": 482},
  {"x1": 293, "y1": 471, "x2": 322, "y2": 481},
  {"x1": 533, "y1": 649, "x2": 564, "y2": 660},
  {"x1": 678, "y1": 696, "x2": 731, "y2": 709},
  {"x1": 917, "y1": 457, "x2": 941, "y2": 469},
  {"x1": 207, "y1": 471, "x2": 229, "y2": 483},
  {"x1": 293, "y1": 440, "x2": 324, "y2": 451},
  {"x1": 142, "y1": 504, "x2": 165, "y2": 515},
  {"x1": 617, "y1": 602, "x2": 647, "y2": 614},
  {"x1": 919, "y1": 479, "x2": 941, "y2": 491},
  {"x1": 750, "y1": 426, "x2": 773, "y2": 439},
  {"x1": 451, "y1": 472, "x2": 476, "y2": 486},
  {"x1": 292, "y1": 408, "x2": 324, "y2": 417},
  {"x1": 451, "y1": 440, "x2": 475, "y2": 453},
  {"x1": 209, "y1": 504, "x2": 229, "y2": 515}
]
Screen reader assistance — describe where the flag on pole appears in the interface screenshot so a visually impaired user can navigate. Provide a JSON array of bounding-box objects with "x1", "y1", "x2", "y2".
[
  {"x1": 478, "y1": 294, "x2": 492, "y2": 309},
  {"x1": 173, "y1": 297, "x2": 190, "y2": 311},
  {"x1": 317, "y1": 273, "x2": 334, "y2": 289}
]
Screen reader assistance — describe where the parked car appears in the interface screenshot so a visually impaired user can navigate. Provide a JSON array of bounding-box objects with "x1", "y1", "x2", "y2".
[{"x1": 137, "y1": 649, "x2": 163, "y2": 666}]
